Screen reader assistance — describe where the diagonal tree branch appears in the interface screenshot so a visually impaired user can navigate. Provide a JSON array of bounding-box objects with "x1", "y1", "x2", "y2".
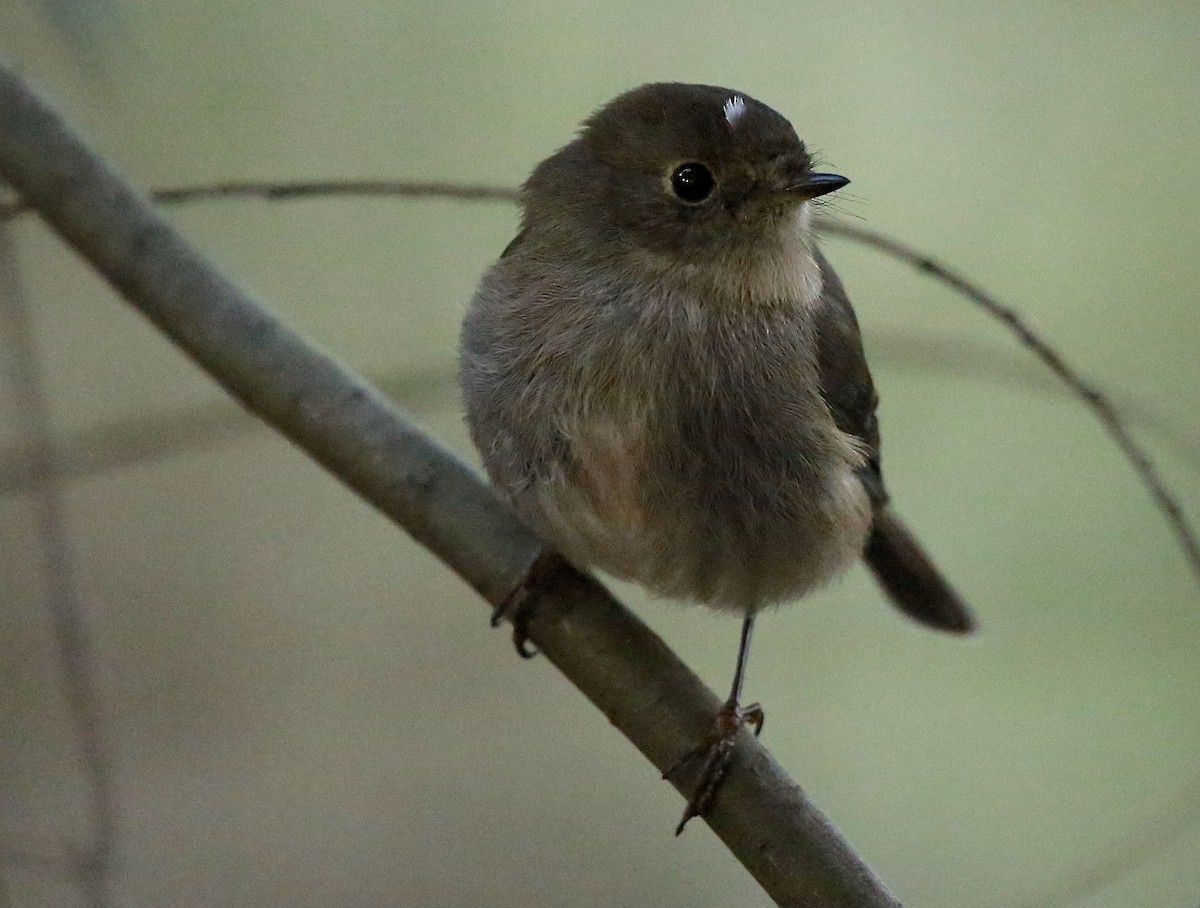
[{"x1": 0, "y1": 60, "x2": 902, "y2": 908}]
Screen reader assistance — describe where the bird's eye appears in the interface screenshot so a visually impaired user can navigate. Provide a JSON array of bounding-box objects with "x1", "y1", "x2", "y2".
[{"x1": 669, "y1": 162, "x2": 715, "y2": 203}]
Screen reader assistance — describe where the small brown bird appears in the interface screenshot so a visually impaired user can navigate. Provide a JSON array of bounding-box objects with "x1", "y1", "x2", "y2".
[{"x1": 460, "y1": 82, "x2": 973, "y2": 832}]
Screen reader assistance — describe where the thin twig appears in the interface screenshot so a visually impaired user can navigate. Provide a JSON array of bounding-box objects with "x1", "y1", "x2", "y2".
[
  {"x1": 154, "y1": 179, "x2": 519, "y2": 204},
  {"x1": 0, "y1": 223, "x2": 114, "y2": 907},
  {"x1": 866, "y1": 329, "x2": 1200, "y2": 472},
  {"x1": 7, "y1": 176, "x2": 1193, "y2": 588},
  {"x1": 0, "y1": 179, "x2": 518, "y2": 220},
  {"x1": 0, "y1": 59, "x2": 901, "y2": 908},
  {"x1": 818, "y1": 219, "x2": 1200, "y2": 586}
]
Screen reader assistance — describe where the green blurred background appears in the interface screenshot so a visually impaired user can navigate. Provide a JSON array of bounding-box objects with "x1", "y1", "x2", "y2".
[{"x1": 2, "y1": 2, "x2": 1198, "y2": 906}]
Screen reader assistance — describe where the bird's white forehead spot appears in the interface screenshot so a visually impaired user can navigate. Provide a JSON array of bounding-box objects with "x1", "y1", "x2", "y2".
[{"x1": 723, "y1": 94, "x2": 747, "y2": 128}]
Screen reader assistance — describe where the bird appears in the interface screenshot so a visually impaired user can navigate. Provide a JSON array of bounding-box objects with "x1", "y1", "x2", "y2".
[{"x1": 459, "y1": 82, "x2": 974, "y2": 833}]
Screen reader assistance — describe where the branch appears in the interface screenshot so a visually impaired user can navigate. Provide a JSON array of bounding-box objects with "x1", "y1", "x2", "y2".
[{"x1": 0, "y1": 60, "x2": 901, "y2": 908}]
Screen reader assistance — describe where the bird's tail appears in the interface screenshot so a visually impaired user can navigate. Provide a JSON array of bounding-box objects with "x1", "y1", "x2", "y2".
[{"x1": 863, "y1": 508, "x2": 975, "y2": 634}]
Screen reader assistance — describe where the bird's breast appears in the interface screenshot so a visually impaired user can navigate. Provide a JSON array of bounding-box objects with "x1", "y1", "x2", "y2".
[{"x1": 525, "y1": 301, "x2": 873, "y2": 611}]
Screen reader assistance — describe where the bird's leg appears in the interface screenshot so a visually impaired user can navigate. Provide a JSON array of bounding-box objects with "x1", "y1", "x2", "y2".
[
  {"x1": 667, "y1": 612, "x2": 763, "y2": 834},
  {"x1": 490, "y1": 548, "x2": 569, "y2": 658}
]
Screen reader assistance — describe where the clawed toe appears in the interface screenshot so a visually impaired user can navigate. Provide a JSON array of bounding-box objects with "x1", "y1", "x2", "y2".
[
  {"x1": 490, "y1": 549, "x2": 571, "y2": 658},
  {"x1": 666, "y1": 701, "x2": 765, "y2": 834},
  {"x1": 490, "y1": 580, "x2": 539, "y2": 658}
]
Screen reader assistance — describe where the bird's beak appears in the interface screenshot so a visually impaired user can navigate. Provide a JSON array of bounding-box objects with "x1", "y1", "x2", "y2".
[{"x1": 783, "y1": 172, "x2": 850, "y2": 200}]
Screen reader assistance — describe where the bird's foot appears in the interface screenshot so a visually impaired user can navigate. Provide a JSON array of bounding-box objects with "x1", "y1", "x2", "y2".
[
  {"x1": 490, "y1": 548, "x2": 568, "y2": 658},
  {"x1": 665, "y1": 700, "x2": 764, "y2": 834}
]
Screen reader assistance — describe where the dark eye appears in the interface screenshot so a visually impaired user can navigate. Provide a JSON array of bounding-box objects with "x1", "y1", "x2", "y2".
[{"x1": 670, "y1": 162, "x2": 715, "y2": 203}]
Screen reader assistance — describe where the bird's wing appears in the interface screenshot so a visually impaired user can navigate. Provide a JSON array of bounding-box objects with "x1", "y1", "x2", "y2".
[
  {"x1": 812, "y1": 245, "x2": 886, "y2": 506},
  {"x1": 814, "y1": 246, "x2": 974, "y2": 633}
]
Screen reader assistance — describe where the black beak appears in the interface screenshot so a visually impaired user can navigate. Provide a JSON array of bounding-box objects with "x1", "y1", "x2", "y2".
[{"x1": 786, "y1": 172, "x2": 850, "y2": 200}]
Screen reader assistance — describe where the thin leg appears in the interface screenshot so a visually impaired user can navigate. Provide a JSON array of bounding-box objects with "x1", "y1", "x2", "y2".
[
  {"x1": 667, "y1": 611, "x2": 764, "y2": 834},
  {"x1": 726, "y1": 612, "x2": 761, "y2": 721}
]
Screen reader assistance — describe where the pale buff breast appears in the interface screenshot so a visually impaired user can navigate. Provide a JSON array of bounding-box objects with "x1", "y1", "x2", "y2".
[{"x1": 514, "y1": 390, "x2": 874, "y2": 614}]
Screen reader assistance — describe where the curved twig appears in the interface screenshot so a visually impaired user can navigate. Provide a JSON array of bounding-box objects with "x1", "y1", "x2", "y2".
[
  {"x1": 0, "y1": 179, "x2": 518, "y2": 221},
  {"x1": 818, "y1": 220, "x2": 1200, "y2": 585}
]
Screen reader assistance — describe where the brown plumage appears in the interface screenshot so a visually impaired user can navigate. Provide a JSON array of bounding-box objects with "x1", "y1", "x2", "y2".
[{"x1": 460, "y1": 82, "x2": 973, "y2": 830}]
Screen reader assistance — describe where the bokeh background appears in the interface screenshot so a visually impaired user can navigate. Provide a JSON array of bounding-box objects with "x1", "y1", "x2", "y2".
[{"x1": 2, "y1": 2, "x2": 1199, "y2": 906}]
